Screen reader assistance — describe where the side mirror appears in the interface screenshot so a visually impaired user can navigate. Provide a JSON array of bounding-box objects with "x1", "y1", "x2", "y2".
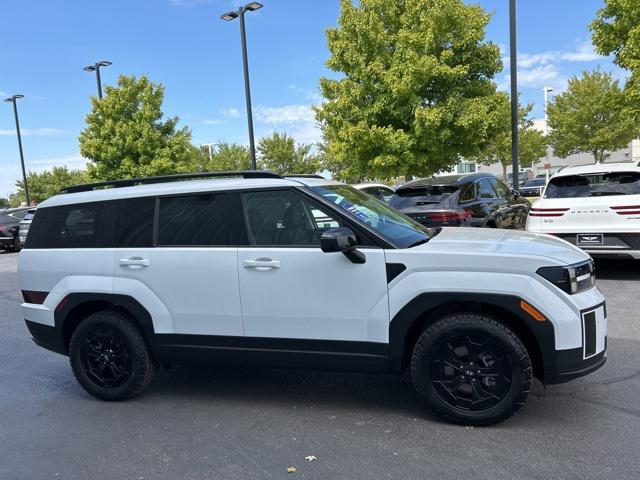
[
  {"x1": 320, "y1": 227, "x2": 366, "y2": 264},
  {"x1": 511, "y1": 189, "x2": 520, "y2": 199}
]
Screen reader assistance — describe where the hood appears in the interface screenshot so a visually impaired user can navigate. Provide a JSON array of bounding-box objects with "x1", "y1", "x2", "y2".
[{"x1": 420, "y1": 227, "x2": 589, "y2": 264}]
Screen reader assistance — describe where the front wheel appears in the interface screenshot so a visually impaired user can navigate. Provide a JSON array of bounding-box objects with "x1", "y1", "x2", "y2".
[
  {"x1": 411, "y1": 312, "x2": 532, "y2": 425},
  {"x1": 69, "y1": 310, "x2": 158, "y2": 401}
]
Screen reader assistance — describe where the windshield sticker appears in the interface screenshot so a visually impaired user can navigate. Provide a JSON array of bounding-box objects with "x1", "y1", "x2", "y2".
[{"x1": 339, "y1": 201, "x2": 369, "y2": 222}]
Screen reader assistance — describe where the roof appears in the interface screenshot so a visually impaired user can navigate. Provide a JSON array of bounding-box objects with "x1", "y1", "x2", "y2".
[
  {"x1": 552, "y1": 162, "x2": 640, "y2": 178},
  {"x1": 40, "y1": 174, "x2": 337, "y2": 208},
  {"x1": 398, "y1": 172, "x2": 494, "y2": 189},
  {"x1": 351, "y1": 183, "x2": 394, "y2": 190}
]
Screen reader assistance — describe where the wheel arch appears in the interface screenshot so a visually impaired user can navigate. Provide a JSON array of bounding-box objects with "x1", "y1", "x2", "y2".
[
  {"x1": 389, "y1": 292, "x2": 555, "y2": 382},
  {"x1": 55, "y1": 293, "x2": 155, "y2": 353}
]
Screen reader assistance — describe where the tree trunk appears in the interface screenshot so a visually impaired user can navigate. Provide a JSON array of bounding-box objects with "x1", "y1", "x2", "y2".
[{"x1": 502, "y1": 163, "x2": 508, "y2": 182}]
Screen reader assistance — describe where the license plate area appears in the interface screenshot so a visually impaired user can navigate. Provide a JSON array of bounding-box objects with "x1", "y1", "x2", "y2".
[
  {"x1": 582, "y1": 304, "x2": 606, "y2": 359},
  {"x1": 577, "y1": 233, "x2": 603, "y2": 246}
]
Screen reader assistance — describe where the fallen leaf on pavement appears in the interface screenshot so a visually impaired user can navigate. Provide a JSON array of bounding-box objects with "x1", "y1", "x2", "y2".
[
  {"x1": 287, "y1": 466, "x2": 297, "y2": 474},
  {"x1": 305, "y1": 455, "x2": 317, "y2": 462}
]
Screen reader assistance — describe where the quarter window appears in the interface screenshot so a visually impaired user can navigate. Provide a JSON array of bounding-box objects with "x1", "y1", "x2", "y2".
[
  {"x1": 243, "y1": 189, "x2": 342, "y2": 246},
  {"x1": 492, "y1": 179, "x2": 511, "y2": 199},
  {"x1": 157, "y1": 192, "x2": 247, "y2": 246},
  {"x1": 25, "y1": 201, "x2": 118, "y2": 249}
]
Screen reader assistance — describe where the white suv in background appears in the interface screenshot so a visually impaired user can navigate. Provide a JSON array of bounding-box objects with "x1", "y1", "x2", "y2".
[
  {"x1": 19, "y1": 171, "x2": 607, "y2": 425},
  {"x1": 526, "y1": 162, "x2": 640, "y2": 259}
]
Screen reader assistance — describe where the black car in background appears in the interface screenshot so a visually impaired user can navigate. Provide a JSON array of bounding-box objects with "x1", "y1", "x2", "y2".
[
  {"x1": 520, "y1": 178, "x2": 547, "y2": 197},
  {"x1": 389, "y1": 173, "x2": 530, "y2": 229},
  {"x1": 0, "y1": 207, "x2": 30, "y2": 252}
]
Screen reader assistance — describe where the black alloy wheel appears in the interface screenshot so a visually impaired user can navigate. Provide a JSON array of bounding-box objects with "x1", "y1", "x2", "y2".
[{"x1": 79, "y1": 326, "x2": 132, "y2": 388}]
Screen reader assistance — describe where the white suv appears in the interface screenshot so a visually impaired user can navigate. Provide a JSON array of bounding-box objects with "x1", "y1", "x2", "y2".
[
  {"x1": 526, "y1": 162, "x2": 640, "y2": 259},
  {"x1": 19, "y1": 171, "x2": 607, "y2": 425}
]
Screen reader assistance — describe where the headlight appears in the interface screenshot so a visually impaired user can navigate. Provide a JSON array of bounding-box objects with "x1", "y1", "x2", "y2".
[{"x1": 537, "y1": 260, "x2": 595, "y2": 295}]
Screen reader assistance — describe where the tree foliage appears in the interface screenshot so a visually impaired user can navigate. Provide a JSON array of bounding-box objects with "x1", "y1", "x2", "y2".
[
  {"x1": 547, "y1": 70, "x2": 635, "y2": 163},
  {"x1": 79, "y1": 75, "x2": 200, "y2": 180},
  {"x1": 477, "y1": 97, "x2": 547, "y2": 180},
  {"x1": 315, "y1": 0, "x2": 507, "y2": 181},
  {"x1": 591, "y1": 0, "x2": 640, "y2": 124},
  {"x1": 258, "y1": 132, "x2": 319, "y2": 175},
  {"x1": 197, "y1": 142, "x2": 252, "y2": 172},
  {"x1": 9, "y1": 166, "x2": 86, "y2": 206},
  {"x1": 0, "y1": 197, "x2": 9, "y2": 208}
]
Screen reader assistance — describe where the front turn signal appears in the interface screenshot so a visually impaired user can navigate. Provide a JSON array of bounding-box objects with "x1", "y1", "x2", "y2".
[{"x1": 520, "y1": 300, "x2": 546, "y2": 322}]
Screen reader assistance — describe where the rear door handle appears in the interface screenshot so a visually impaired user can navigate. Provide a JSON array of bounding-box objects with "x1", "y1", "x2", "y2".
[
  {"x1": 243, "y1": 258, "x2": 280, "y2": 269},
  {"x1": 119, "y1": 257, "x2": 150, "y2": 269}
]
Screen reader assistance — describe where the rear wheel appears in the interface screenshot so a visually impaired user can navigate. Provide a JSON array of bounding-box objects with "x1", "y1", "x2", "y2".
[
  {"x1": 69, "y1": 310, "x2": 157, "y2": 401},
  {"x1": 12, "y1": 234, "x2": 21, "y2": 252},
  {"x1": 411, "y1": 312, "x2": 531, "y2": 425}
]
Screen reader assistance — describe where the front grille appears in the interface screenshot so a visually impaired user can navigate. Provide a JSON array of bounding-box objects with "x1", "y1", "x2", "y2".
[
  {"x1": 553, "y1": 233, "x2": 640, "y2": 250},
  {"x1": 582, "y1": 310, "x2": 597, "y2": 358}
]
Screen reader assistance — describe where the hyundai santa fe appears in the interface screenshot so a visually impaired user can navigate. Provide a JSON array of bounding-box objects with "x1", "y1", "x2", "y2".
[{"x1": 19, "y1": 171, "x2": 607, "y2": 425}]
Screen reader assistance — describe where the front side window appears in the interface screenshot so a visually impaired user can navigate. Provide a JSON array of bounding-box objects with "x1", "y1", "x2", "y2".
[
  {"x1": 545, "y1": 172, "x2": 640, "y2": 198},
  {"x1": 243, "y1": 189, "x2": 343, "y2": 246},
  {"x1": 312, "y1": 184, "x2": 435, "y2": 248},
  {"x1": 478, "y1": 179, "x2": 498, "y2": 199},
  {"x1": 157, "y1": 192, "x2": 247, "y2": 246}
]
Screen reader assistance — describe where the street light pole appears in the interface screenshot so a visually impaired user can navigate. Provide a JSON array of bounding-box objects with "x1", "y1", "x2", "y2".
[
  {"x1": 509, "y1": 0, "x2": 519, "y2": 190},
  {"x1": 221, "y1": 2, "x2": 263, "y2": 170},
  {"x1": 83, "y1": 61, "x2": 112, "y2": 99},
  {"x1": 543, "y1": 86, "x2": 553, "y2": 182},
  {"x1": 4, "y1": 95, "x2": 30, "y2": 206}
]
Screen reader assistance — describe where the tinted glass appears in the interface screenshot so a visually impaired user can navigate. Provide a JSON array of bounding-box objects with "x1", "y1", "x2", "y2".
[
  {"x1": 458, "y1": 183, "x2": 476, "y2": 202},
  {"x1": 25, "y1": 201, "x2": 118, "y2": 249},
  {"x1": 244, "y1": 189, "x2": 343, "y2": 246},
  {"x1": 545, "y1": 172, "x2": 640, "y2": 198},
  {"x1": 312, "y1": 184, "x2": 435, "y2": 248},
  {"x1": 377, "y1": 187, "x2": 394, "y2": 203},
  {"x1": 390, "y1": 185, "x2": 459, "y2": 209},
  {"x1": 118, "y1": 197, "x2": 155, "y2": 247},
  {"x1": 492, "y1": 179, "x2": 511, "y2": 198},
  {"x1": 157, "y1": 192, "x2": 247, "y2": 246},
  {"x1": 478, "y1": 179, "x2": 498, "y2": 199},
  {"x1": 524, "y1": 179, "x2": 545, "y2": 187}
]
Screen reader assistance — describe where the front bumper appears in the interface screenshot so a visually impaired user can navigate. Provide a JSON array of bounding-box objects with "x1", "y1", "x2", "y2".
[{"x1": 544, "y1": 348, "x2": 607, "y2": 384}]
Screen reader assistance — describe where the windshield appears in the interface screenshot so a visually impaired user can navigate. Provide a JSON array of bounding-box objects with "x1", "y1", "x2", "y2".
[
  {"x1": 311, "y1": 184, "x2": 436, "y2": 248},
  {"x1": 545, "y1": 172, "x2": 640, "y2": 198},
  {"x1": 524, "y1": 179, "x2": 545, "y2": 187},
  {"x1": 390, "y1": 185, "x2": 459, "y2": 210}
]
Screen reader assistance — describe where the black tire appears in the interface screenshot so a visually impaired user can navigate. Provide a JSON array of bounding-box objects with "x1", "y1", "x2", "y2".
[
  {"x1": 69, "y1": 310, "x2": 158, "y2": 401},
  {"x1": 411, "y1": 312, "x2": 531, "y2": 426},
  {"x1": 12, "y1": 234, "x2": 21, "y2": 252}
]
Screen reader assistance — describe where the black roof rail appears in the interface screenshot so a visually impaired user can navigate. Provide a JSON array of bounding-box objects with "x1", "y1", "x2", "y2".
[
  {"x1": 283, "y1": 174, "x2": 325, "y2": 179},
  {"x1": 60, "y1": 170, "x2": 282, "y2": 194}
]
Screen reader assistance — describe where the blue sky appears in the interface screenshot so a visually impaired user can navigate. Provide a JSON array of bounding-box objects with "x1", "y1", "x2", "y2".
[{"x1": 0, "y1": 0, "x2": 625, "y2": 197}]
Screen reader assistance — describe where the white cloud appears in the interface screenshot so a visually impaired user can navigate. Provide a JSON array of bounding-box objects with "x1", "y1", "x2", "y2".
[
  {"x1": 168, "y1": 0, "x2": 213, "y2": 7},
  {"x1": 0, "y1": 127, "x2": 66, "y2": 137},
  {"x1": 220, "y1": 107, "x2": 241, "y2": 118},
  {"x1": 204, "y1": 119, "x2": 226, "y2": 125},
  {"x1": 254, "y1": 104, "x2": 316, "y2": 125}
]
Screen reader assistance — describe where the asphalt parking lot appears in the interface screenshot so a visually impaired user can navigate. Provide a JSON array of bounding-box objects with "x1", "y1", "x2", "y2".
[{"x1": 1, "y1": 251, "x2": 639, "y2": 480}]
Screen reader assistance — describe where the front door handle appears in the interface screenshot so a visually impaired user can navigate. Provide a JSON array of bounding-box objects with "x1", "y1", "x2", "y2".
[
  {"x1": 119, "y1": 257, "x2": 150, "y2": 269},
  {"x1": 243, "y1": 258, "x2": 280, "y2": 270}
]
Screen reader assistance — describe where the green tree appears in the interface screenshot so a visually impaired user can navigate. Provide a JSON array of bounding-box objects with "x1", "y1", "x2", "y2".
[
  {"x1": 0, "y1": 198, "x2": 8, "y2": 208},
  {"x1": 79, "y1": 75, "x2": 199, "y2": 180},
  {"x1": 198, "y1": 142, "x2": 252, "y2": 172},
  {"x1": 477, "y1": 98, "x2": 547, "y2": 180},
  {"x1": 547, "y1": 70, "x2": 635, "y2": 163},
  {"x1": 257, "y1": 132, "x2": 319, "y2": 174},
  {"x1": 315, "y1": 0, "x2": 507, "y2": 182},
  {"x1": 9, "y1": 167, "x2": 87, "y2": 206},
  {"x1": 591, "y1": 0, "x2": 640, "y2": 123}
]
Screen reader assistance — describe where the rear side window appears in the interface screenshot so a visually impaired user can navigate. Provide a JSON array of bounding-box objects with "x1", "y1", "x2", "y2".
[
  {"x1": 25, "y1": 201, "x2": 118, "y2": 249},
  {"x1": 157, "y1": 192, "x2": 247, "y2": 246},
  {"x1": 458, "y1": 183, "x2": 477, "y2": 202},
  {"x1": 117, "y1": 197, "x2": 155, "y2": 248},
  {"x1": 545, "y1": 172, "x2": 640, "y2": 198}
]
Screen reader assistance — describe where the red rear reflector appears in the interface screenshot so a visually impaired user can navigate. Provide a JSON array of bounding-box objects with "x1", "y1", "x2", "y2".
[
  {"x1": 529, "y1": 207, "x2": 570, "y2": 218},
  {"x1": 55, "y1": 296, "x2": 70, "y2": 312},
  {"x1": 21, "y1": 290, "x2": 49, "y2": 304}
]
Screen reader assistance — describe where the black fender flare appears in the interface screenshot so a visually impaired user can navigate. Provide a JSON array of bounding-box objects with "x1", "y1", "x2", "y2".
[{"x1": 388, "y1": 292, "x2": 556, "y2": 375}]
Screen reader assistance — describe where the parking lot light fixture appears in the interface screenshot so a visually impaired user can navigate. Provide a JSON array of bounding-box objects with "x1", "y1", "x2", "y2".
[
  {"x1": 83, "y1": 60, "x2": 112, "y2": 99},
  {"x1": 219, "y1": 2, "x2": 263, "y2": 170},
  {"x1": 4, "y1": 95, "x2": 30, "y2": 205}
]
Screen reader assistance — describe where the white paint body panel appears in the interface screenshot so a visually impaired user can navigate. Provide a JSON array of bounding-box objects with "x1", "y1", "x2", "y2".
[{"x1": 237, "y1": 248, "x2": 389, "y2": 342}]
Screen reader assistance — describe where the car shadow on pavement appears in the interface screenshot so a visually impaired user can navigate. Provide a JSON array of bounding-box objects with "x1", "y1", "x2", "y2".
[{"x1": 594, "y1": 258, "x2": 640, "y2": 281}]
